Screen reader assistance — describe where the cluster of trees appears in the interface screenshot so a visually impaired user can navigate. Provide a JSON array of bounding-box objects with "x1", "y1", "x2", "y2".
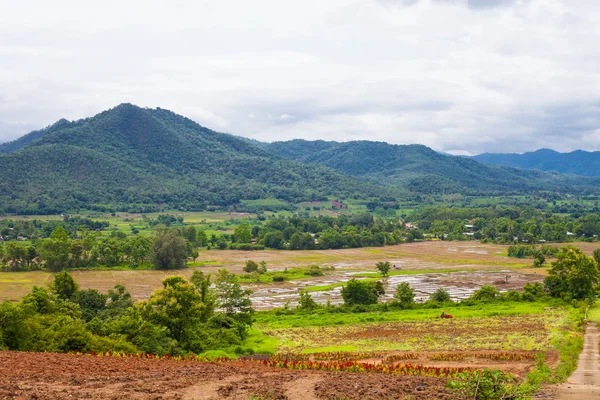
[
  {"x1": 0, "y1": 270, "x2": 255, "y2": 356},
  {"x1": 0, "y1": 216, "x2": 109, "y2": 241},
  {"x1": 226, "y1": 213, "x2": 406, "y2": 250},
  {"x1": 412, "y1": 206, "x2": 600, "y2": 243},
  {"x1": 0, "y1": 227, "x2": 198, "y2": 272}
]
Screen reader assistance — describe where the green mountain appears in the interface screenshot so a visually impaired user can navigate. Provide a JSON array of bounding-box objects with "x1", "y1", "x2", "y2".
[
  {"x1": 264, "y1": 140, "x2": 600, "y2": 195},
  {"x1": 472, "y1": 149, "x2": 600, "y2": 177},
  {"x1": 0, "y1": 104, "x2": 393, "y2": 214}
]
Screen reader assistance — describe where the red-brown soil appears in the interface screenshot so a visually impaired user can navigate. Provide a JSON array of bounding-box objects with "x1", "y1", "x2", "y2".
[{"x1": 0, "y1": 351, "x2": 464, "y2": 400}]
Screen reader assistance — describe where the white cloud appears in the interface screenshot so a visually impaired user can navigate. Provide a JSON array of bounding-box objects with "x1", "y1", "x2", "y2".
[{"x1": 0, "y1": 0, "x2": 599, "y2": 154}]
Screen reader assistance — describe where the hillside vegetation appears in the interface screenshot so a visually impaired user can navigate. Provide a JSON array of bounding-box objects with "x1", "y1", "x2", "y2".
[
  {"x1": 265, "y1": 140, "x2": 600, "y2": 195},
  {"x1": 0, "y1": 104, "x2": 391, "y2": 214}
]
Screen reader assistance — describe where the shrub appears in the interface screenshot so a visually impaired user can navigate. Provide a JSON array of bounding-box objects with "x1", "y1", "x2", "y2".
[{"x1": 429, "y1": 288, "x2": 451, "y2": 303}]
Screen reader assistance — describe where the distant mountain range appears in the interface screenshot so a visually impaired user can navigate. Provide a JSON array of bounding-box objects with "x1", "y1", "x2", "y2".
[
  {"x1": 1, "y1": 104, "x2": 600, "y2": 214},
  {"x1": 263, "y1": 140, "x2": 600, "y2": 195},
  {"x1": 471, "y1": 149, "x2": 600, "y2": 176}
]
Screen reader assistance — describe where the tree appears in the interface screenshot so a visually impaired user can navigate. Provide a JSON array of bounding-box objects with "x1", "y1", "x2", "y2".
[
  {"x1": 196, "y1": 229, "x2": 208, "y2": 248},
  {"x1": 234, "y1": 223, "x2": 252, "y2": 244},
  {"x1": 533, "y1": 253, "x2": 545, "y2": 268},
  {"x1": 38, "y1": 227, "x2": 71, "y2": 271},
  {"x1": 52, "y1": 271, "x2": 79, "y2": 300},
  {"x1": 376, "y1": 261, "x2": 391, "y2": 277},
  {"x1": 263, "y1": 231, "x2": 284, "y2": 249},
  {"x1": 593, "y1": 248, "x2": 600, "y2": 267},
  {"x1": 298, "y1": 291, "x2": 318, "y2": 310},
  {"x1": 140, "y1": 276, "x2": 205, "y2": 343},
  {"x1": 214, "y1": 269, "x2": 254, "y2": 325},
  {"x1": 244, "y1": 260, "x2": 259, "y2": 273},
  {"x1": 182, "y1": 226, "x2": 197, "y2": 245},
  {"x1": 429, "y1": 288, "x2": 451, "y2": 303},
  {"x1": 544, "y1": 246, "x2": 599, "y2": 300},
  {"x1": 149, "y1": 230, "x2": 188, "y2": 269},
  {"x1": 394, "y1": 282, "x2": 415, "y2": 308},
  {"x1": 340, "y1": 279, "x2": 384, "y2": 306},
  {"x1": 190, "y1": 270, "x2": 215, "y2": 322},
  {"x1": 470, "y1": 285, "x2": 499, "y2": 302}
]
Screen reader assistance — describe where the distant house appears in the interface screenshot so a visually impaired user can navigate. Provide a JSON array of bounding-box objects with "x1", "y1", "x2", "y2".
[
  {"x1": 464, "y1": 224, "x2": 474, "y2": 229},
  {"x1": 17, "y1": 236, "x2": 27, "y2": 241},
  {"x1": 404, "y1": 222, "x2": 416, "y2": 229},
  {"x1": 0, "y1": 236, "x2": 4, "y2": 241},
  {"x1": 566, "y1": 231, "x2": 574, "y2": 236}
]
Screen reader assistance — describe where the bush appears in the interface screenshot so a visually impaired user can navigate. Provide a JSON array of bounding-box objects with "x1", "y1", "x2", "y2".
[
  {"x1": 428, "y1": 288, "x2": 451, "y2": 303},
  {"x1": 470, "y1": 285, "x2": 500, "y2": 302},
  {"x1": 272, "y1": 274, "x2": 286, "y2": 282},
  {"x1": 393, "y1": 282, "x2": 415, "y2": 308},
  {"x1": 340, "y1": 279, "x2": 384, "y2": 306},
  {"x1": 304, "y1": 265, "x2": 324, "y2": 276},
  {"x1": 244, "y1": 260, "x2": 259, "y2": 273}
]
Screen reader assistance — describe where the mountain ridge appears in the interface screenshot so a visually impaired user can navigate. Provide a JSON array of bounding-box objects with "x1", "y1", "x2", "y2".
[{"x1": 471, "y1": 148, "x2": 600, "y2": 176}]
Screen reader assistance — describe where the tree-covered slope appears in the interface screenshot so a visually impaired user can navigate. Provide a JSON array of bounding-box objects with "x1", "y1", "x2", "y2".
[
  {"x1": 0, "y1": 105, "x2": 393, "y2": 213},
  {"x1": 265, "y1": 140, "x2": 600, "y2": 195},
  {"x1": 472, "y1": 149, "x2": 600, "y2": 177}
]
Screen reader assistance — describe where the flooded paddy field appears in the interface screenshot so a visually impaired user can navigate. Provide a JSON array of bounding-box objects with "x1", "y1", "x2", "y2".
[{"x1": 248, "y1": 269, "x2": 542, "y2": 310}]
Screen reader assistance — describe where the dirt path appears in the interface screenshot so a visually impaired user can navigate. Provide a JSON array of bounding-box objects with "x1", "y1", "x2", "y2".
[{"x1": 555, "y1": 323, "x2": 600, "y2": 399}]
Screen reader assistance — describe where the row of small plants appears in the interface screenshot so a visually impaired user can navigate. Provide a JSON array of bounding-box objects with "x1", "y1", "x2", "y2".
[
  {"x1": 429, "y1": 351, "x2": 537, "y2": 362},
  {"x1": 256, "y1": 359, "x2": 474, "y2": 378},
  {"x1": 266, "y1": 351, "x2": 537, "y2": 363}
]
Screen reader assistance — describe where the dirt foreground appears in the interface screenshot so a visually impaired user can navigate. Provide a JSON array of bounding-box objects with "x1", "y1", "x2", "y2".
[
  {"x1": 555, "y1": 323, "x2": 600, "y2": 399},
  {"x1": 0, "y1": 351, "x2": 464, "y2": 400}
]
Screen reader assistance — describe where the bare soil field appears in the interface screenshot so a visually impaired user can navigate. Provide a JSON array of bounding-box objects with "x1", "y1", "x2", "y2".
[{"x1": 0, "y1": 351, "x2": 462, "y2": 400}]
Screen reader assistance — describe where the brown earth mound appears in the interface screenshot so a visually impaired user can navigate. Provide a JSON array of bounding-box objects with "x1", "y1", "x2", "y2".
[{"x1": 0, "y1": 351, "x2": 463, "y2": 400}]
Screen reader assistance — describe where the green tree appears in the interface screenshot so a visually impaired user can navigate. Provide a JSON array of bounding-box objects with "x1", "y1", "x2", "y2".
[
  {"x1": 38, "y1": 227, "x2": 71, "y2": 271},
  {"x1": 182, "y1": 226, "x2": 197, "y2": 245},
  {"x1": 243, "y1": 260, "x2": 259, "y2": 273},
  {"x1": 470, "y1": 285, "x2": 500, "y2": 302},
  {"x1": 544, "y1": 246, "x2": 599, "y2": 300},
  {"x1": 394, "y1": 282, "x2": 415, "y2": 308},
  {"x1": 140, "y1": 276, "x2": 205, "y2": 342},
  {"x1": 340, "y1": 279, "x2": 384, "y2": 306},
  {"x1": 429, "y1": 288, "x2": 451, "y2": 303},
  {"x1": 149, "y1": 230, "x2": 188, "y2": 269},
  {"x1": 52, "y1": 271, "x2": 79, "y2": 300},
  {"x1": 298, "y1": 291, "x2": 318, "y2": 310},
  {"x1": 190, "y1": 270, "x2": 216, "y2": 322},
  {"x1": 196, "y1": 229, "x2": 208, "y2": 248},
  {"x1": 214, "y1": 269, "x2": 254, "y2": 325},
  {"x1": 234, "y1": 223, "x2": 252, "y2": 244},
  {"x1": 263, "y1": 231, "x2": 284, "y2": 249},
  {"x1": 376, "y1": 261, "x2": 391, "y2": 277},
  {"x1": 593, "y1": 248, "x2": 600, "y2": 267}
]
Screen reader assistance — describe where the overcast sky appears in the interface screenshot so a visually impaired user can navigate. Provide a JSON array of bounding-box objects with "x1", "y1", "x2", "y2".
[{"x1": 1, "y1": 0, "x2": 599, "y2": 155}]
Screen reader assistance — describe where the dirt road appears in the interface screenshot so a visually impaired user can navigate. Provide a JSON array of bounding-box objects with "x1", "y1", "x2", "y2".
[{"x1": 555, "y1": 323, "x2": 600, "y2": 399}]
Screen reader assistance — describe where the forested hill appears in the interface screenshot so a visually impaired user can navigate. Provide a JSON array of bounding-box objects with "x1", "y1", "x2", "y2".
[
  {"x1": 264, "y1": 140, "x2": 600, "y2": 195},
  {"x1": 0, "y1": 104, "x2": 393, "y2": 214},
  {"x1": 471, "y1": 149, "x2": 600, "y2": 177}
]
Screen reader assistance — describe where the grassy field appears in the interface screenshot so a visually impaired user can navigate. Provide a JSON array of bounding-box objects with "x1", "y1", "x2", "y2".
[{"x1": 254, "y1": 301, "x2": 580, "y2": 354}]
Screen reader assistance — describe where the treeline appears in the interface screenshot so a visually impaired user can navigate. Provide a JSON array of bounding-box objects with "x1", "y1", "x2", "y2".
[
  {"x1": 224, "y1": 213, "x2": 407, "y2": 250},
  {"x1": 0, "y1": 270, "x2": 258, "y2": 357},
  {"x1": 0, "y1": 227, "x2": 198, "y2": 272},
  {"x1": 0, "y1": 216, "x2": 109, "y2": 241},
  {"x1": 412, "y1": 206, "x2": 600, "y2": 243}
]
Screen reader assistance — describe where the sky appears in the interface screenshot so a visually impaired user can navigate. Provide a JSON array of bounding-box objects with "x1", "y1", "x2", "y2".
[{"x1": 1, "y1": 0, "x2": 599, "y2": 155}]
